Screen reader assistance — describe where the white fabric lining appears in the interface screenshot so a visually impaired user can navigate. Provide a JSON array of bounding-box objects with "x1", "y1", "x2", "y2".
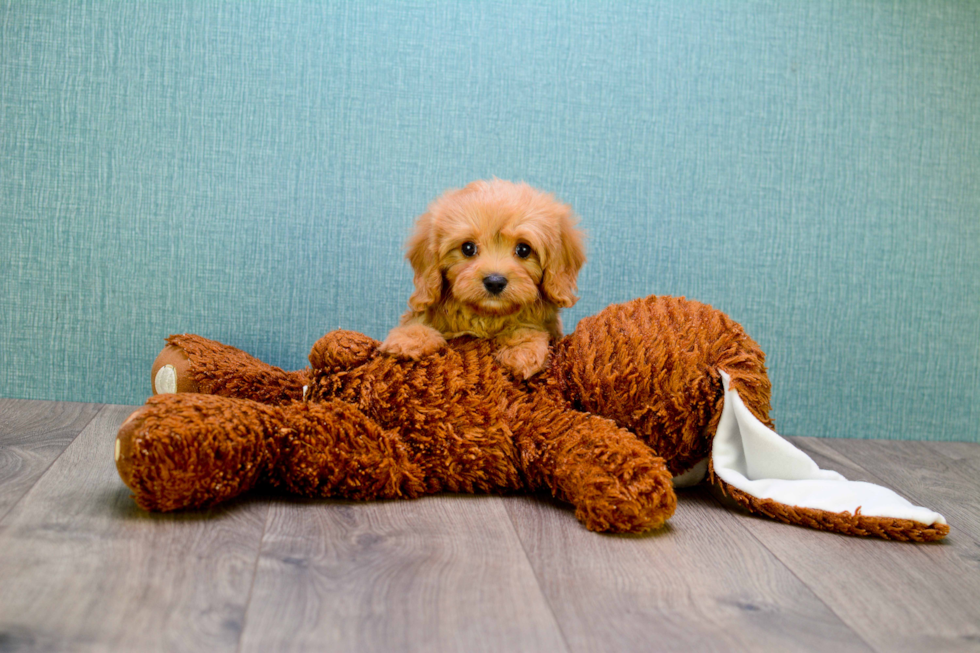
[
  {"x1": 671, "y1": 458, "x2": 708, "y2": 488},
  {"x1": 153, "y1": 364, "x2": 177, "y2": 395},
  {"x1": 711, "y1": 370, "x2": 946, "y2": 527}
]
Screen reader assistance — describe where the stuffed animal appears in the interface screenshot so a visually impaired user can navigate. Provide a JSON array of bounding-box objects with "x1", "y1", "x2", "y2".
[{"x1": 115, "y1": 295, "x2": 948, "y2": 541}]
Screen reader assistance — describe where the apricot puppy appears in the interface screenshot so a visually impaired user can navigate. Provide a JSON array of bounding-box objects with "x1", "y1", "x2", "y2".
[{"x1": 379, "y1": 179, "x2": 586, "y2": 379}]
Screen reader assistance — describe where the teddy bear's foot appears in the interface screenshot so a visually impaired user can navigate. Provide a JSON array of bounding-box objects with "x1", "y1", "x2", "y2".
[
  {"x1": 115, "y1": 407, "x2": 146, "y2": 491},
  {"x1": 115, "y1": 394, "x2": 281, "y2": 511},
  {"x1": 573, "y1": 458, "x2": 677, "y2": 534},
  {"x1": 151, "y1": 343, "x2": 199, "y2": 395},
  {"x1": 523, "y1": 410, "x2": 677, "y2": 534},
  {"x1": 150, "y1": 334, "x2": 308, "y2": 404}
]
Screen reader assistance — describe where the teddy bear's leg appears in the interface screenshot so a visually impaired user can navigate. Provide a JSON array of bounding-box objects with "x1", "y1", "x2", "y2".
[
  {"x1": 116, "y1": 393, "x2": 427, "y2": 511},
  {"x1": 116, "y1": 393, "x2": 283, "y2": 511},
  {"x1": 552, "y1": 294, "x2": 774, "y2": 478},
  {"x1": 151, "y1": 334, "x2": 308, "y2": 405},
  {"x1": 516, "y1": 406, "x2": 677, "y2": 534}
]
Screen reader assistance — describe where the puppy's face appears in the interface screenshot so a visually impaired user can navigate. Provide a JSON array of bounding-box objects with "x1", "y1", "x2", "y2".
[
  {"x1": 406, "y1": 180, "x2": 586, "y2": 318},
  {"x1": 437, "y1": 214, "x2": 545, "y2": 317}
]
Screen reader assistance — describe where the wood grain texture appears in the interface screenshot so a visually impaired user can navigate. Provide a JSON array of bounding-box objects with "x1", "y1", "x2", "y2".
[
  {"x1": 928, "y1": 441, "x2": 980, "y2": 469},
  {"x1": 0, "y1": 398, "x2": 976, "y2": 653},
  {"x1": 239, "y1": 495, "x2": 569, "y2": 653},
  {"x1": 0, "y1": 403, "x2": 269, "y2": 653},
  {"x1": 734, "y1": 437, "x2": 980, "y2": 652},
  {"x1": 505, "y1": 488, "x2": 872, "y2": 653},
  {"x1": 0, "y1": 399, "x2": 102, "y2": 521}
]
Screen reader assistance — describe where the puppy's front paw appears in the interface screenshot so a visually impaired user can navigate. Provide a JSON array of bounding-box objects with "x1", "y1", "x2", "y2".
[
  {"x1": 379, "y1": 324, "x2": 447, "y2": 360},
  {"x1": 495, "y1": 338, "x2": 550, "y2": 380}
]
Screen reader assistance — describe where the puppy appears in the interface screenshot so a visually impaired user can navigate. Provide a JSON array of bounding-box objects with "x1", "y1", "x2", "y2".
[{"x1": 379, "y1": 179, "x2": 586, "y2": 379}]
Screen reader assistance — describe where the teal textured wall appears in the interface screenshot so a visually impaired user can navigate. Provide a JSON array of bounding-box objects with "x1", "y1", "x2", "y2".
[{"x1": 1, "y1": 1, "x2": 978, "y2": 441}]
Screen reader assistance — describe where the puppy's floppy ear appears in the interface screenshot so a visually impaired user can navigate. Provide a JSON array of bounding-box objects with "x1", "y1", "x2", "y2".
[
  {"x1": 405, "y1": 212, "x2": 443, "y2": 312},
  {"x1": 542, "y1": 209, "x2": 586, "y2": 308}
]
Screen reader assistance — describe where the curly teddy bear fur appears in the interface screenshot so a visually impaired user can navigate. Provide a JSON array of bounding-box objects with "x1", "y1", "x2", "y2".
[{"x1": 116, "y1": 295, "x2": 948, "y2": 540}]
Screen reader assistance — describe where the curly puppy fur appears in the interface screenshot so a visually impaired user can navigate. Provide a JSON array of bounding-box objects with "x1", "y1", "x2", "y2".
[{"x1": 379, "y1": 179, "x2": 586, "y2": 379}]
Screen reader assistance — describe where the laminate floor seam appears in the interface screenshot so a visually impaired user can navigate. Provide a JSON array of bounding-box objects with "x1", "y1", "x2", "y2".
[
  {"x1": 234, "y1": 502, "x2": 273, "y2": 653},
  {"x1": 0, "y1": 402, "x2": 105, "y2": 526},
  {"x1": 504, "y1": 499, "x2": 574, "y2": 653}
]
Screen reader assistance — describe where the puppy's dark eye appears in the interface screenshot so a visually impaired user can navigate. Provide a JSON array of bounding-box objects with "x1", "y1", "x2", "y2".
[
  {"x1": 515, "y1": 243, "x2": 532, "y2": 259},
  {"x1": 461, "y1": 241, "x2": 477, "y2": 257}
]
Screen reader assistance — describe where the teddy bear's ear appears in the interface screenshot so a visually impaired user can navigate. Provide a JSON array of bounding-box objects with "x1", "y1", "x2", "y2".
[
  {"x1": 542, "y1": 208, "x2": 586, "y2": 309},
  {"x1": 710, "y1": 370, "x2": 949, "y2": 542},
  {"x1": 405, "y1": 212, "x2": 444, "y2": 312}
]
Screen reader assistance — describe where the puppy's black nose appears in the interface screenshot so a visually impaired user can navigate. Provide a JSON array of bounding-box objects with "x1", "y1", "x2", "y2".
[{"x1": 483, "y1": 274, "x2": 508, "y2": 295}]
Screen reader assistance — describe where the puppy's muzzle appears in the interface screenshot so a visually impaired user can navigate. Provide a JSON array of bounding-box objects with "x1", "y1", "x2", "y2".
[{"x1": 483, "y1": 274, "x2": 508, "y2": 296}]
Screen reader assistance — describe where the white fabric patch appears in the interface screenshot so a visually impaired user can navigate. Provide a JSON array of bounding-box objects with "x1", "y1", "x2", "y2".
[
  {"x1": 712, "y1": 370, "x2": 946, "y2": 527},
  {"x1": 154, "y1": 364, "x2": 177, "y2": 394},
  {"x1": 672, "y1": 458, "x2": 708, "y2": 488}
]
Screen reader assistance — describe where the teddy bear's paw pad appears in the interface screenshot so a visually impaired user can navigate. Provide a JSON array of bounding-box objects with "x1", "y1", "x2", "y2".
[
  {"x1": 150, "y1": 343, "x2": 198, "y2": 395},
  {"x1": 115, "y1": 407, "x2": 148, "y2": 490},
  {"x1": 154, "y1": 365, "x2": 177, "y2": 394}
]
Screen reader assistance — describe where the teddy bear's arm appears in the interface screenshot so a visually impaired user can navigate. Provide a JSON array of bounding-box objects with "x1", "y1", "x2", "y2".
[
  {"x1": 515, "y1": 403, "x2": 677, "y2": 534},
  {"x1": 152, "y1": 334, "x2": 308, "y2": 405}
]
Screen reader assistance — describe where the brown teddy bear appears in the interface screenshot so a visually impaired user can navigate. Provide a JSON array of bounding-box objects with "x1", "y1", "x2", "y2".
[{"x1": 115, "y1": 295, "x2": 948, "y2": 540}]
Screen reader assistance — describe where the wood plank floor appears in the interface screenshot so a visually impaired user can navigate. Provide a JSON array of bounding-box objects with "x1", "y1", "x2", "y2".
[{"x1": 0, "y1": 399, "x2": 978, "y2": 653}]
